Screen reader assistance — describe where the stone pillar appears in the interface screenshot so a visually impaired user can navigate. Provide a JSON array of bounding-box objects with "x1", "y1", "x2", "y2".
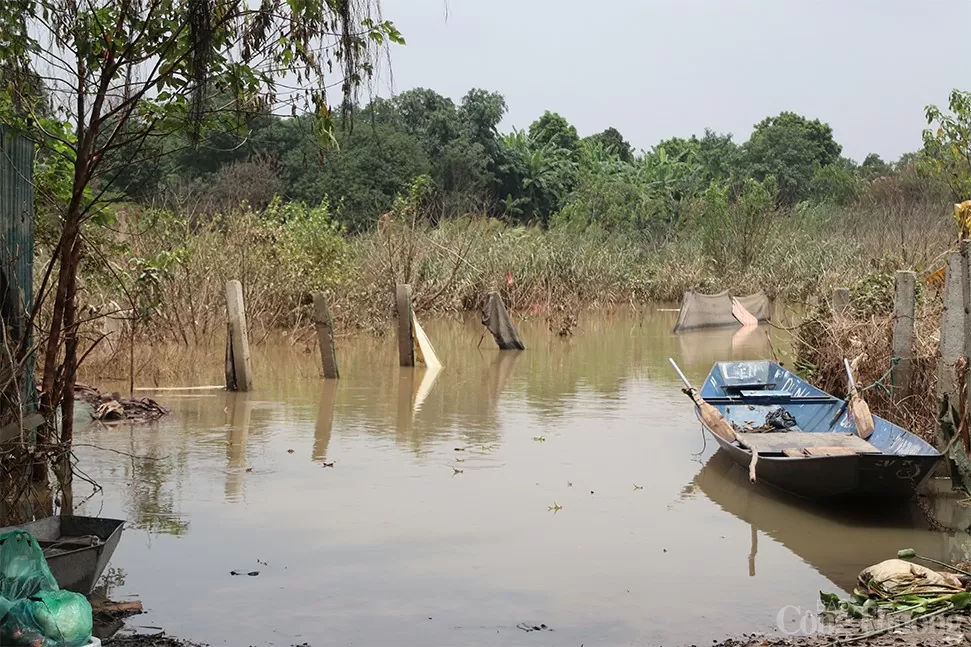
[{"x1": 891, "y1": 271, "x2": 916, "y2": 400}]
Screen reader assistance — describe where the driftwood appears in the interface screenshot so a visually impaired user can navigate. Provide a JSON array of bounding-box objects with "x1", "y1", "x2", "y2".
[{"x1": 90, "y1": 599, "x2": 143, "y2": 615}]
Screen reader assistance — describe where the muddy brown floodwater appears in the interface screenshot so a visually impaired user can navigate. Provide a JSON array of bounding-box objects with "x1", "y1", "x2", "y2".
[{"x1": 71, "y1": 309, "x2": 971, "y2": 647}]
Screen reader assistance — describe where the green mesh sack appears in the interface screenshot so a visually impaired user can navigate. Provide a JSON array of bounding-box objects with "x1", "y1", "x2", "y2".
[
  {"x1": 0, "y1": 530, "x2": 93, "y2": 647},
  {"x1": 0, "y1": 531, "x2": 58, "y2": 600},
  {"x1": 1, "y1": 590, "x2": 93, "y2": 647}
]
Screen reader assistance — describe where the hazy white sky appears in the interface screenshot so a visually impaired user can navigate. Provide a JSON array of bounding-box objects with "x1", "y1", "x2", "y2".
[{"x1": 373, "y1": 0, "x2": 970, "y2": 162}]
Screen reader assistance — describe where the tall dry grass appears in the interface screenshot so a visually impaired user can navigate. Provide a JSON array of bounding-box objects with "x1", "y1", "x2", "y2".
[
  {"x1": 62, "y1": 196, "x2": 956, "y2": 370},
  {"x1": 792, "y1": 287, "x2": 944, "y2": 443}
]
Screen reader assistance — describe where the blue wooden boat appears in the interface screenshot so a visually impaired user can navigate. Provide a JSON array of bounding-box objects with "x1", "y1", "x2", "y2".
[{"x1": 686, "y1": 360, "x2": 942, "y2": 499}]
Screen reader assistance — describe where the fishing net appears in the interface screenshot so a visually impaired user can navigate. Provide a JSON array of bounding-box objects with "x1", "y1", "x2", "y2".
[
  {"x1": 0, "y1": 530, "x2": 93, "y2": 647},
  {"x1": 673, "y1": 290, "x2": 771, "y2": 333},
  {"x1": 481, "y1": 292, "x2": 525, "y2": 350}
]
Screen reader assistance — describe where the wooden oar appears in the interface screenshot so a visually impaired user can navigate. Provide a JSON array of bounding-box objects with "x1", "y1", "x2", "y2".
[
  {"x1": 669, "y1": 359, "x2": 764, "y2": 483},
  {"x1": 668, "y1": 359, "x2": 737, "y2": 443},
  {"x1": 844, "y1": 358, "x2": 875, "y2": 440}
]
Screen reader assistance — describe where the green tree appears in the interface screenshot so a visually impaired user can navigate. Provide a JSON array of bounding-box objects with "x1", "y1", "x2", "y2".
[
  {"x1": 923, "y1": 89, "x2": 971, "y2": 200},
  {"x1": 529, "y1": 111, "x2": 580, "y2": 155},
  {"x1": 743, "y1": 112, "x2": 842, "y2": 205},
  {"x1": 693, "y1": 129, "x2": 742, "y2": 185},
  {"x1": 310, "y1": 117, "x2": 430, "y2": 231},
  {"x1": 753, "y1": 112, "x2": 841, "y2": 167},
  {"x1": 653, "y1": 129, "x2": 740, "y2": 187},
  {"x1": 859, "y1": 153, "x2": 892, "y2": 180},
  {"x1": 390, "y1": 88, "x2": 503, "y2": 214},
  {"x1": 810, "y1": 164, "x2": 860, "y2": 206},
  {"x1": 584, "y1": 127, "x2": 633, "y2": 162},
  {"x1": 499, "y1": 130, "x2": 576, "y2": 224}
]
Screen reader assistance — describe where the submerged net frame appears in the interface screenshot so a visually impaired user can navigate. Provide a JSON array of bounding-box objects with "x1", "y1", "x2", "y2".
[{"x1": 673, "y1": 290, "x2": 772, "y2": 333}]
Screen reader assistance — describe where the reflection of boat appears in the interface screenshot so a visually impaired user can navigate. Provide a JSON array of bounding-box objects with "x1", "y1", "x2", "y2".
[
  {"x1": 691, "y1": 451, "x2": 970, "y2": 591},
  {"x1": 692, "y1": 360, "x2": 941, "y2": 498},
  {"x1": 0, "y1": 516, "x2": 125, "y2": 594}
]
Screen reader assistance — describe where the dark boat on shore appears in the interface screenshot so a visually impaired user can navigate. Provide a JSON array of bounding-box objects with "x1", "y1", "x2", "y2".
[
  {"x1": 0, "y1": 515, "x2": 124, "y2": 594},
  {"x1": 682, "y1": 360, "x2": 942, "y2": 499}
]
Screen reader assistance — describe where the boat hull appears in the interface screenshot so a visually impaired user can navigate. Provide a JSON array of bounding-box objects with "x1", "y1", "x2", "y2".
[
  {"x1": 692, "y1": 360, "x2": 943, "y2": 500},
  {"x1": 0, "y1": 515, "x2": 124, "y2": 594},
  {"x1": 710, "y1": 426, "x2": 940, "y2": 499}
]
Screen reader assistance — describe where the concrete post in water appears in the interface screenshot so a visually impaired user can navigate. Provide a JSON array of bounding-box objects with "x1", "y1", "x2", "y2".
[
  {"x1": 311, "y1": 292, "x2": 339, "y2": 379},
  {"x1": 396, "y1": 284, "x2": 415, "y2": 367},
  {"x1": 831, "y1": 288, "x2": 851, "y2": 317},
  {"x1": 891, "y1": 271, "x2": 916, "y2": 400},
  {"x1": 225, "y1": 280, "x2": 254, "y2": 392}
]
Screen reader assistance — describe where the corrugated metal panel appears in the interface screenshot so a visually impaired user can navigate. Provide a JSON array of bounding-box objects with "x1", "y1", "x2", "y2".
[{"x1": 0, "y1": 125, "x2": 36, "y2": 412}]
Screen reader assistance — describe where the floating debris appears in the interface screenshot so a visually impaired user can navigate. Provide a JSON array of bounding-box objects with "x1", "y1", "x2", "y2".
[
  {"x1": 76, "y1": 383, "x2": 169, "y2": 424},
  {"x1": 634, "y1": 484, "x2": 644, "y2": 491},
  {"x1": 287, "y1": 449, "x2": 295, "y2": 454},
  {"x1": 532, "y1": 436, "x2": 546, "y2": 442},
  {"x1": 452, "y1": 467, "x2": 464, "y2": 475},
  {"x1": 548, "y1": 502, "x2": 562, "y2": 512},
  {"x1": 516, "y1": 623, "x2": 551, "y2": 633},
  {"x1": 322, "y1": 461, "x2": 335, "y2": 468},
  {"x1": 230, "y1": 570, "x2": 260, "y2": 576}
]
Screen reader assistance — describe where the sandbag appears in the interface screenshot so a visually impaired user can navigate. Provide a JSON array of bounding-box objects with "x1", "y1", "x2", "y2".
[{"x1": 859, "y1": 558, "x2": 963, "y2": 596}]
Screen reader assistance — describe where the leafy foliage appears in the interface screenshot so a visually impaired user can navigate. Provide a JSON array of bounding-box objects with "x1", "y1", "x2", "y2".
[
  {"x1": 743, "y1": 112, "x2": 841, "y2": 205},
  {"x1": 923, "y1": 89, "x2": 971, "y2": 200}
]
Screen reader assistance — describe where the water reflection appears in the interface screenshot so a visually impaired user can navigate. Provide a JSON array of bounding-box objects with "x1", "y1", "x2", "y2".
[
  {"x1": 70, "y1": 310, "x2": 969, "y2": 646},
  {"x1": 687, "y1": 450, "x2": 971, "y2": 591},
  {"x1": 313, "y1": 380, "x2": 337, "y2": 463},
  {"x1": 225, "y1": 393, "x2": 251, "y2": 500}
]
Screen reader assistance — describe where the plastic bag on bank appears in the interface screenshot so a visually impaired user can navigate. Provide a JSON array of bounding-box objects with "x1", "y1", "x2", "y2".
[{"x1": 0, "y1": 530, "x2": 93, "y2": 647}]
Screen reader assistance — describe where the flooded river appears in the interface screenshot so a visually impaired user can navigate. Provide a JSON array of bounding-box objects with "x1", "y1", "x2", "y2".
[{"x1": 73, "y1": 309, "x2": 971, "y2": 646}]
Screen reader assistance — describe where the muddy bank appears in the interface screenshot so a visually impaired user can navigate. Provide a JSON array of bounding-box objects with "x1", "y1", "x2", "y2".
[
  {"x1": 716, "y1": 612, "x2": 971, "y2": 647},
  {"x1": 106, "y1": 635, "x2": 204, "y2": 647}
]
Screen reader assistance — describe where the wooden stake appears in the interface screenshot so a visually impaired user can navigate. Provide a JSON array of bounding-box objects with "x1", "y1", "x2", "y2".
[
  {"x1": 396, "y1": 284, "x2": 415, "y2": 367},
  {"x1": 311, "y1": 292, "x2": 339, "y2": 379},
  {"x1": 225, "y1": 280, "x2": 253, "y2": 391}
]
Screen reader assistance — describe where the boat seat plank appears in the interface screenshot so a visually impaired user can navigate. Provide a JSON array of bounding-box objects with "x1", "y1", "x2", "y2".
[
  {"x1": 782, "y1": 448, "x2": 805, "y2": 457},
  {"x1": 737, "y1": 432, "x2": 880, "y2": 454},
  {"x1": 738, "y1": 389, "x2": 794, "y2": 399},
  {"x1": 803, "y1": 446, "x2": 856, "y2": 457}
]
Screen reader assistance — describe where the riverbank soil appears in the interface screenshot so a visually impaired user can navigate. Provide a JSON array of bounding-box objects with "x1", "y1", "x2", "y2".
[{"x1": 716, "y1": 613, "x2": 971, "y2": 647}]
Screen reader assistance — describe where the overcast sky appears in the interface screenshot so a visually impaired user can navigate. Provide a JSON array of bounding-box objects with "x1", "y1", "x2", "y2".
[{"x1": 373, "y1": 0, "x2": 970, "y2": 163}]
